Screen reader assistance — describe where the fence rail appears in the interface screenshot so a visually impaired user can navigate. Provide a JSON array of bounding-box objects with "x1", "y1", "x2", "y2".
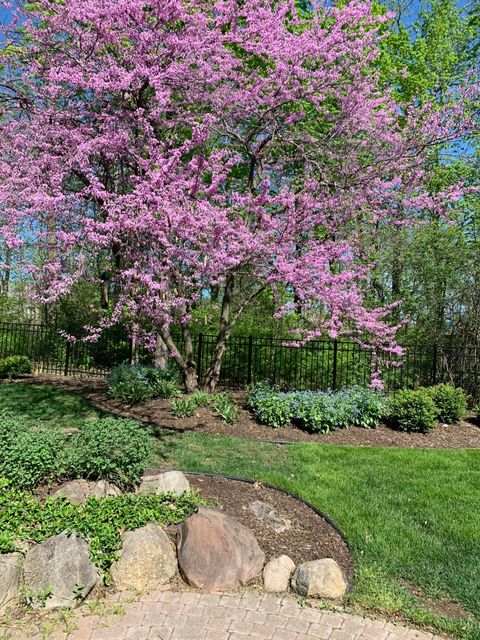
[{"x1": 1, "y1": 321, "x2": 479, "y2": 399}]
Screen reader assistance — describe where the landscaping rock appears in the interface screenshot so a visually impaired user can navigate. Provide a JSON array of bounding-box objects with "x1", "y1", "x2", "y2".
[
  {"x1": 248, "y1": 500, "x2": 291, "y2": 533},
  {"x1": 177, "y1": 506, "x2": 265, "y2": 591},
  {"x1": 0, "y1": 553, "x2": 22, "y2": 614},
  {"x1": 291, "y1": 559, "x2": 347, "y2": 599},
  {"x1": 263, "y1": 555, "x2": 295, "y2": 592},
  {"x1": 23, "y1": 531, "x2": 98, "y2": 610},
  {"x1": 50, "y1": 479, "x2": 122, "y2": 503},
  {"x1": 138, "y1": 471, "x2": 190, "y2": 497},
  {"x1": 110, "y1": 524, "x2": 177, "y2": 591}
]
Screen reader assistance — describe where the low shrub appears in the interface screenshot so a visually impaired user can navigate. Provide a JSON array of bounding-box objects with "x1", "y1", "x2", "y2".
[
  {"x1": 0, "y1": 413, "x2": 66, "y2": 489},
  {"x1": 107, "y1": 363, "x2": 181, "y2": 404},
  {"x1": 0, "y1": 355, "x2": 32, "y2": 378},
  {"x1": 246, "y1": 383, "x2": 386, "y2": 432},
  {"x1": 171, "y1": 397, "x2": 198, "y2": 418},
  {"x1": 65, "y1": 417, "x2": 152, "y2": 488},
  {"x1": 425, "y1": 383, "x2": 467, "y2": 424},
  {"x1": 386, "y1": 389, "x2": 438, "y2": 433},
  {"x1": 211, "y1": 393, "x2": 238, "y2": 424},
  {"x1": 0, "y1": 478, "x2": 201, "y2": 578}
]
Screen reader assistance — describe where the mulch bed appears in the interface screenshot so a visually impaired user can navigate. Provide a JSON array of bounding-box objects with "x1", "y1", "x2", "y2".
[
  {"x1": 16, "y1": 375, "x2": 480, "y2": 449},
  {"x1": 146, "y1": 469, "x2": 354, "y2": 586}
]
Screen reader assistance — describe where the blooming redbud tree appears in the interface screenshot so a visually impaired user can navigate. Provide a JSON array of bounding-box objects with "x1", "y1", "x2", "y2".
[{"x1": 0, "y1": 0, "x2": 476, "y2": 390}]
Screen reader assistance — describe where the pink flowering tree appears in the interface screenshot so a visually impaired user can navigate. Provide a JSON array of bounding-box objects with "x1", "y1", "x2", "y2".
[{"x1": 0, "y1": 0, "x2": 475, "y2": 390}]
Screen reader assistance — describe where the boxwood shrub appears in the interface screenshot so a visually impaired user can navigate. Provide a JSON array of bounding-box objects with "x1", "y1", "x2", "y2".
[
  {"x1": 386, "y1": 389, "x2": 438, "y2": 433},
  {"x1": 0, "y1": 355, "x2": 32, "y2": 378},
  {"x1": 425, "y1": 383, "x2": 467, "y2": 424}
]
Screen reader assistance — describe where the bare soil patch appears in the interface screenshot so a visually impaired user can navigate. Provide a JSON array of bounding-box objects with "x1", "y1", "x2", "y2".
[{"x1": 14, "y1": 376, "x2": 480, "y2": 449}]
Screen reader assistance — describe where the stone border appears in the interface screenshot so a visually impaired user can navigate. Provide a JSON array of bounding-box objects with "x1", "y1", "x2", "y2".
[{"x1": 146, "y1": 467, "x2": 354, "y2": 591}]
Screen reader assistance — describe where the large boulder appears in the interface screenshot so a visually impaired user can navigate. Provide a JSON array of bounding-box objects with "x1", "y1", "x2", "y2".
[
  {"x1": 138, "y1": 471, "x2": 190, "y2": 497},
  {"x1": 23, "y1": 531, "x2": 98, "y2": 610},
  {"x1": 50, "y1": 479, "x2": 122, "y2": 503},
  {"x1": 177, "y1": 506, "x2": 265, "y2": 591},
  {"x1": 291, "y1": 559, "x2": 347, "y2": 599},
  {"x1": 0, "y1": 553, "x2": 23, "y2": 614},
  {"x1": 110, "y1": 524, "x2": 177, "y2": 591},
  {"x1": 263, "y1": 555, "x2": 295, "y2": 593}
]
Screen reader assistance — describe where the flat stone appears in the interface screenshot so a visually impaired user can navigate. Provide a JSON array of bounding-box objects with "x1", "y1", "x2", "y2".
[
  {"x1": 23, "y1": 531, "x2": 98, "y2": 609},
  {"x1": 248, "y1": 500, "x2": 291, "y2": 533},
  {"x1": 138, "y1": 471, "x2": 190, "y2": 497},
  {"x1": 0, "y1": 553, "x2": 22, "y2": 613},
  {"x1": 263, "y1": 555, "x2": 295, "y2": 592},
  {"x1": 177, "y1": 506, "x2": 265, "y2": 591},
  {"x1": 110, "y1": 524, "x2": 177, "y2": 591},
  {"x1": 50, "y1": 479, "x2": 122, "y2": 503},
  {"x1": 291, "y1": 559, "x2": 347, "y2": 599}
]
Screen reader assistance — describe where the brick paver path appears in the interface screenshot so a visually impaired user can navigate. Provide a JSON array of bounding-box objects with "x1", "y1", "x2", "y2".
[{"x1": 0, "y1": 591, "x2": 446, "y2": 640}]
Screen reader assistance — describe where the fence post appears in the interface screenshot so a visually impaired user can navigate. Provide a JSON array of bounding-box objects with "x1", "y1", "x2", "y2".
[
  {"x1": 332, "y1": 339, "x2": 338, "y2": 391},
  {"x1": 64, "y1": 340, "x2": 71, "y2": 377},
  {"x1": 247, "y1": 335, "x2": 253, "y2": 385},
  {"x1": 432, "y1": 343, "x2": 438, "y2": 385},
  {"x1": 197, "y1": 333, "x2": 204, "y2": 378}
]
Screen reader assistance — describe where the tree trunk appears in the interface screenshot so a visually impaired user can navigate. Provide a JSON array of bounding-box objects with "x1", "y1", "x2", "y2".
[
  {"x1": 203, "y1": 275, "x2": 235, "y2": 392},
  {"x1": 154, "y1": 332, "x2": 169, "y2": 370}
]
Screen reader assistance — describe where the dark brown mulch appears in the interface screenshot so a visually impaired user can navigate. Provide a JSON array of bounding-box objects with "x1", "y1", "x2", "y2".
[
  {"x1": 13, "y1": 375, "x2": 480, "y2": 448},
  {"x1": 144, "y1": 469, "x2": 353, "y2": 585}
]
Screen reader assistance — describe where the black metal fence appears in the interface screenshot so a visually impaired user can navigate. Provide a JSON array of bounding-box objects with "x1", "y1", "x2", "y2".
[{"x1": 1, "y1": 321, "x2": 479, "y2": 399}]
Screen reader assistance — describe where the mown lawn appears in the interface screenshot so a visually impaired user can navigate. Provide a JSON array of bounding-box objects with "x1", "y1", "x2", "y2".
[
  {"x1": 1, "y1": 383, "x2": 479, "y2": 639},
  {"x1": 0, "y1": 383, "x2": 99, "y2": 428}
]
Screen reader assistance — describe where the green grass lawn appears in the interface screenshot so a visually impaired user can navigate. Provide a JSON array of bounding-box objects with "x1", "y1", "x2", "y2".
[
  {"x1": 0, "y1": 383, "x2": 99, "y2": 428},
  {"x1": 2, "y1": 383, "x2": 480, "y2": 639}
]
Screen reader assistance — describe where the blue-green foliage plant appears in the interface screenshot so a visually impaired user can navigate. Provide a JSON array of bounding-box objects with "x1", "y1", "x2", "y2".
[
  {"x1": 246, "y1": 383, "x2": 386, "y2": 433},
  {"x1": 107, "y1": 363, "x2": 180, "y2": 404}
]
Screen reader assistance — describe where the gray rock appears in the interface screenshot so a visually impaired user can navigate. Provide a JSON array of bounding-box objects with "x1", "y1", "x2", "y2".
[
  {"x1": 248, "y1": 500, "x2": 291, "y2": 533},
  {"x1": 110, "y1": 524, "x2": 177, "y2": 591},
  {"x1": 177, "y1": 506, "x2": 265, "y2": 591},
  {"x1": 23, "y1": 531, "x2": 98, "y2": 609},
  {"x1": 50, "y1": 479, "x2": 122, "y2": 503},
  {"x1": 263, "y1": 555, "x2": 295, "y2": 592},
  {"x1": 0, "y1": 553, "x2": 22, "y2": 614},
  {"x1": 291, "y1": 559, "x2": 347, "y2": 599},
  {"x1": 138, "y1": 471, "x2": 190, "y2": 497}
]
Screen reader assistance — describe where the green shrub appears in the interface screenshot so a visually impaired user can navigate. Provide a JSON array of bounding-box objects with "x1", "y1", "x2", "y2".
[
  {"x1": 171, "y1": 397, "x2": 198, "y2": 418},
  {"x1": 65, "y1": 417, "x2": 152, "y2": 487},
  {"x1": 0, "y1": 413, "x2": 66, "y2": 489},
  {"x1": 387, "y1": 389, "x2": 438, "y2": 433},
  {"x1": 211, "y1": 393, "x2": 238, "y2": 424},
  {"x1": 107, "y1": 364, "x2": 181, "y2": 404},
  {"x1": 0, "y1": 355, "x2": 32, "y2": 378},
  {"x1": 425, "y1": 383, "x2": 467, "y2": 424},
  {"x1": 0, "y1": 478, "x2": 201, "y2": 578}
]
